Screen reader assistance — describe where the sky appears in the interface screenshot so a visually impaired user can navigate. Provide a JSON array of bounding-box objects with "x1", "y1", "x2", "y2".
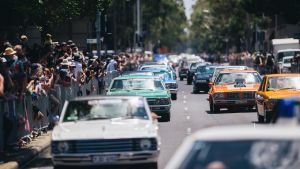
[{"x1": 183, "y1": 0, "x2": 196, "y2": 20}]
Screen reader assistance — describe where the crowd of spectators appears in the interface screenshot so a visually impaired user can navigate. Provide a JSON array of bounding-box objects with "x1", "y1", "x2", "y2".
[{"x1": 0, "y1": 34, "x2": 151, "y2": 156}]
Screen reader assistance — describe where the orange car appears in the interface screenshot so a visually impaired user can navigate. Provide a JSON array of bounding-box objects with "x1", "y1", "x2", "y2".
[
  {"x1": 208, "y1": 70, "x2": 262, "y2": 113},
  {"x1": 256, "y1": 74, "x2": 300, "y2": 123}
]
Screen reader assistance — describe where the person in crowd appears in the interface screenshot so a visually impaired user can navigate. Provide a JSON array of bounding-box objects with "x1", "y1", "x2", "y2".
[
  {"x1": 0, "y1": 73, "x2": 3, "y2": 96},
  {"x1": 266, "y1": 53, "x2": 275, "y2": 74}
]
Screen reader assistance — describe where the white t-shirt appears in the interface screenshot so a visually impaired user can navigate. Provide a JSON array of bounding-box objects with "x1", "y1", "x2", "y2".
[{"x1": 106, "y1": 60, "x2": 117, "y2": 72}]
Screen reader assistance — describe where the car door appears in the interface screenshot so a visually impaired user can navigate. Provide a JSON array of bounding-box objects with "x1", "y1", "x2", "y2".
[{"x1": 256, "y1": 76, "x2": 267, "y2": 115}]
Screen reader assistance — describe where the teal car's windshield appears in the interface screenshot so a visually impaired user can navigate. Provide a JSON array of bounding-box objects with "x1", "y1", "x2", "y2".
[
  {"x1": 111, "y1": 79, "x2": 165, "y2": 90},
  {"x1": 63, "y1": 99, "x2": 149, "y2": 122}
]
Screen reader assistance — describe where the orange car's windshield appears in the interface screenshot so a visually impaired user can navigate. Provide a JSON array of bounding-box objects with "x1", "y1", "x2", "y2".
[
  {"x1": 267, "y1": 77, "x2": 300, "y2": 91},
  {"x1": 215, "y1": 72, "x2": 261, "y2": 85}
]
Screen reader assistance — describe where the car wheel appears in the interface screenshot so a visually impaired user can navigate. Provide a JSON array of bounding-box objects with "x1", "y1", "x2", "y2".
[
  {"x1": 187, "y1": 79, "x2": 192, "y2": 85},
  {"x1": 144, "y1": 162, "x2": 158, "y2": 169},
  {"x1": 193, "y1": 86, "x2": 199, "y2": 94},
  {"x1": 180, "y1": 77, "x2": 183, "y2": 81},
  {"x1": 171, "y1": 93, "x2": 177, "y2": 100},
  {"x1": 263, "y1": 104, "x2": 272, "y2": 123},
  {"x1": 257, "y1": 112, "x2": 264, "y2": 123},
  {"x1": 160, "y1": 113, "x2": 170, "y2": 122},
  {"x1": 210, "y1": 101, "x2": 219, "y2": 113}
]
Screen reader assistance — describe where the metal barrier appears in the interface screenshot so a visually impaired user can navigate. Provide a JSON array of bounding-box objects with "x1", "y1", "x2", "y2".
[{"x1": 0, "y1": 77, "x2": 104, "y2": 155}]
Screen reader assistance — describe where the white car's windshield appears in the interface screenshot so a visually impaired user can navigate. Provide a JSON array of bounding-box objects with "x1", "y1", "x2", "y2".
[
  {"x1": 181, "y1": 140, "x2": 300, "y2": 169},
  {"x1": 63, "y1": 99, "x2": 149, "y2": 122},
  {"x1": 215, "y1": 72, "x2": 261, "y2": 85},
  {"x1": 111, "y1": 79, "x2": 165, "y2": 90},
  {"x1": 267, "y1": 76, "x2": 300, "y2": 91}
]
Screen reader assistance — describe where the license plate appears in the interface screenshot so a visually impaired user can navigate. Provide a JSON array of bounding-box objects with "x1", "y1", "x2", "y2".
[
  {"x1": 236, "y1": 100, "x2": 247, "y2": 104},
  {"x1": 92, "y1": 155, "x2": 117, "y2": 164},
  {"x1": 151, "y1": 107, "x2": 161, "y2": 110}
]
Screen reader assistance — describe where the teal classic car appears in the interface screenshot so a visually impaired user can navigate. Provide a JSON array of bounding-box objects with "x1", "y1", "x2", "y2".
[{"x1": 107, "y1": 75, "x2": 172, "y2": 122}]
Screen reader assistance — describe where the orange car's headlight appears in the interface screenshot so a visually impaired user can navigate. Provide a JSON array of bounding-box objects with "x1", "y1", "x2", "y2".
[{"x1": 214, "y1": 93, "x2": 225, "y2": 100}]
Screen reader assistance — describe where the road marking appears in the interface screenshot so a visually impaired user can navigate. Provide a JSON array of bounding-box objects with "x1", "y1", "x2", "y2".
[
  {"x1": 183, "y1": 95, "x2": 187, "y2": 99},
  {"x1": 183, "y1": 100, "x2": 187, "y2": 104},
  {"x1": 182, "y1": 91, "x2": 185, "y2": 94},
  {"x1": 186, "y1": 116, "x2": 190, "y2": 120},
  {"x1": 253, "y1": 122, "x2": 256, "y2": 128},
  {"x1": 184, "y1": 107, "x2": 188, "y2": 111},
  {"x1": 186, "y1": 128, "x2": 192, "y2": 135}
]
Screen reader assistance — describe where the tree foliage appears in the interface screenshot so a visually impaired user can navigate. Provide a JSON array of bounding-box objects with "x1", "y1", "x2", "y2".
[
  {"x1": 190, "y1": 0, "x2": 247, "y2": 53},
  {"x1": 0, "y1": 0, "x2": 112, "y2": 32}
]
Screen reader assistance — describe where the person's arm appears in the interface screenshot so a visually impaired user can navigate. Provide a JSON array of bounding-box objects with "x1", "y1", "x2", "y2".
[{"x1": 0, "y1": 74, "x2": 4, "y2": 96}]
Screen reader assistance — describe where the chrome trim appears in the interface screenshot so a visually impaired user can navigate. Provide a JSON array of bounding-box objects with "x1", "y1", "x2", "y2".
[{"x1": 149, "y1": 104, "x2": 171, "y2": 108}]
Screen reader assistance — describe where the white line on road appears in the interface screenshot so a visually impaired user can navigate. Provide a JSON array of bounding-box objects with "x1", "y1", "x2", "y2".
[
  {"x1": 186, "y1": 128, "x2": 192, "y2": 135},
  {"x1": 184, "y1": 107, "x2": 188, "y2": 111},
  {"x1": 183, "y1": 100, "x2": 187, "y2": 104},
  {"x1": 183, "y1": 95, "x2": 187, "y2": 99},
  {"x1": 186, "y1": 116, "x2": 190, "y2": 120}
]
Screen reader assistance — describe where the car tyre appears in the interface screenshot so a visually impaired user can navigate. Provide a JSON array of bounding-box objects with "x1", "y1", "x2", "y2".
[
  {"x1": 144, "y1": 162, "x2": 158, "y2": 169},
  {"x1": 209, "y1": 101, "x2": 220, "y2": 113},
  {"x1": 180, "y1": 77, "x2": 183, "y2": 81},
  {"x1": 187, "y1": 79, "x2": 192, "y2": 85},
  {"x1": 171, "y1": 93, "x2": 177, "y2": 100},
  {"x1": 160, "y1": 113, "x2": 170, "y2": 122},
  {"x1": 257, "y1": 112, "x2": 264, "y2": 123}
]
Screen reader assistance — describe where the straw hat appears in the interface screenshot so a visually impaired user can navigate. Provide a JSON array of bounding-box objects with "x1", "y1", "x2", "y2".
[
  {"x1": 20, "y1": 35, "x2": 28, "y2": 40},
  {"x1": 3, "y1": 47, "x2": 16, "y2": 56},
  {"x1": 60, "y1": 59, "x2": 71, "y2": 66}
]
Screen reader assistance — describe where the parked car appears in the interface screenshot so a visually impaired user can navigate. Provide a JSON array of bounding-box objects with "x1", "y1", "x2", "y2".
[
  {"x1": 107, "y1": 75, "x2": 171, "y2": 122},
  {"x1": 279, "y1": 56, "x2": 293, "y2": 73},
  {"x1": 52, "y1": 96, "x2": 160, "y2": 168},
  {"x1": 165, "y1": 125, "x2": 300, "y2": 169},
  {"x1": 193, "y1": 65, "x2": 215, "y2": 93},
  {"x1": 208, "y1": 70, "x2": 262, "y2": 113},
  {"x1": 256, "y1": 74, "x2": 300, "y2": 123}
]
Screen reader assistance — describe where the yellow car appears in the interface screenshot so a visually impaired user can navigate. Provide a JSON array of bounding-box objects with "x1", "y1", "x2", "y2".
[
  {"x1": 208, "y1": 70, "x2": 262, "y2": 113},
  {"x1": 256, "y1": 74, "x2": 300, "y2": 123}
]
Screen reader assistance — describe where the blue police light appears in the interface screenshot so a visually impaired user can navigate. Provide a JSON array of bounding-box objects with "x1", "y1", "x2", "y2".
[{"x1": 278, "y1": 99, "x2": 295, "y2": 118}]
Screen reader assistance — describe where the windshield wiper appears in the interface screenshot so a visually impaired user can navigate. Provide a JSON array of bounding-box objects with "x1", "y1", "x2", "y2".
[
  {"x1": 110, "y1": 116, "x2": 133, "y2": 121},
  {"x1": 275, "y1": 87, "x2": 297, "y2": 91}
]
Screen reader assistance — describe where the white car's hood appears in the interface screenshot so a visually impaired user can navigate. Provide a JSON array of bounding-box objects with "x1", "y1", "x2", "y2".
[{"x1": 52, "y1": 119, "x2": 158, "y2": 141}]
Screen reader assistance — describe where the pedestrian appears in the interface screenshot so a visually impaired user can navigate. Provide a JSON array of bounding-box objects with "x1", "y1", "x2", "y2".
[
  {"x1": 266, "y1": 53, "x2": 275, "y2": 74},
  {"x1": 254, "y1": 53, "x2": 263, "y2": 74}
]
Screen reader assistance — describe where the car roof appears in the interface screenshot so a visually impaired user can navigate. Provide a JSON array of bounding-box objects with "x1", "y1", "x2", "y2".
[
  {"x1": 114, "y1": 75, "x2": 156, "y2": 80},
  {"x1": 72, "y1": 96, "x2": 145, "y2": 101},
  {"x1": 189, "y1": 125, "x2": 300, "y2": 141},
  {"x1": 219, "y1": 69, "x2": 258, "y2": 73},
  {"x1": 278, "y1": 49, "x2": 300, "y2": 52},
  {"x1": 264, "y1": 74, "x2": 300, "y2": 77}
]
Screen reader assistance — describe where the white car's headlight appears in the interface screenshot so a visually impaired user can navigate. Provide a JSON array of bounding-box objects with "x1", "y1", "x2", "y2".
[
  {"x1": 57, "y1": 141, "x2": 69, "y2": 153},
  {"x1": 140, "y1": 139, "x2": 152, "y2": 150}
]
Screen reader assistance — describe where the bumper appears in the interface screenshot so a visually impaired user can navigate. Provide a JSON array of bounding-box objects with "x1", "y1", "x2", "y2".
[
  {"x1": 149, "y1": 105, "x2": 171, "y2": 113},
  {"x1": 169, "y1": 89, "x2": 177, "y2": 94},
  {"x1": 194, "y1": 82, "x2": 209, "y2": 90},
  {"x1": 179, "y1": 73, "x2": 187, "y2": 78},
  {"x1": 52, "y1": 151, "x2": 159, "y2": 166},
  {"x1": 214, "y1": 99, "x2": 255, "y2": 107}
]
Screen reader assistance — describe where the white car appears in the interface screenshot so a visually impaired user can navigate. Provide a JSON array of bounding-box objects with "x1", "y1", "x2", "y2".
[
  {"x1": 52, "y1": 96, "x2": 160, "y2": 168},
  {"x1": 165, "y1": 125, "x2": 300, "y2": 169}
]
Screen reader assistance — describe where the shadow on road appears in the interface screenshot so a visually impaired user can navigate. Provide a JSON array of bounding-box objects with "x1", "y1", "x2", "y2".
[{"x1": 206, "y1": 108, "x2": 256, "y2": 115}]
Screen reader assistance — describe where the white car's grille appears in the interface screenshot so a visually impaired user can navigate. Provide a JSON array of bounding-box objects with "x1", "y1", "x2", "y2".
[{"x1": 52, "y1": 138, "x2": 157, "y2": 154}]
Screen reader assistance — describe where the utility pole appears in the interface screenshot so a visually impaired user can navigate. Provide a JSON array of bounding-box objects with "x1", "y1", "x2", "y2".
[
  {"x1": 136, "y1": 0, "x2": 141, "y2": 48},
  {"x1": 96, "y1": 11, "x2": 101, "y2": 58}
]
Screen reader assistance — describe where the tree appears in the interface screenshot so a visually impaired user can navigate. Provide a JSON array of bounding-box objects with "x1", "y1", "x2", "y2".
[{"x1": 0, "y1": 0, "x2": 112, "y2": 35}]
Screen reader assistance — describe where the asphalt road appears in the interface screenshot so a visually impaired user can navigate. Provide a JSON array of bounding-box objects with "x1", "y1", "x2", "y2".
[{"x1": 25, "y1": 80, "x2": 257, "y2": 169}]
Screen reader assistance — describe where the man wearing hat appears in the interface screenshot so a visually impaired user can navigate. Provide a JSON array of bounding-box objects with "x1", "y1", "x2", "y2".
[
  {"x1": 73, "y1": 53, "x2": 83, "y2": 79},
  {"x1": 20, "y1": 35, "x2": 31, "y2": 56}
]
